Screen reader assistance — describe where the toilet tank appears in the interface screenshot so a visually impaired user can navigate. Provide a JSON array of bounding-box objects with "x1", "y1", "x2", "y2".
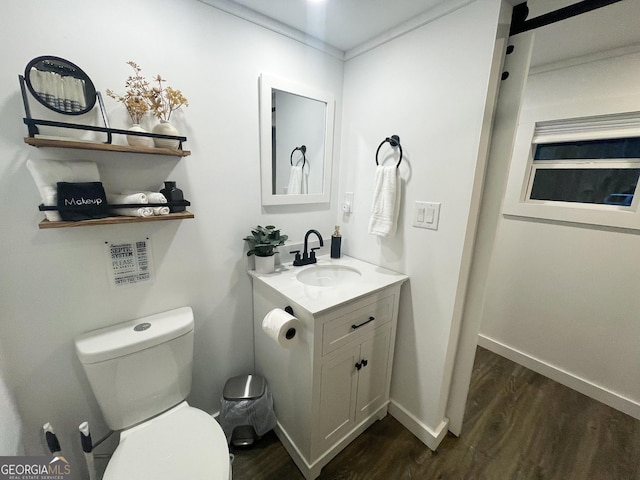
[{"x1": 75, "y1": 307, "x2": 195, "y2": 431}]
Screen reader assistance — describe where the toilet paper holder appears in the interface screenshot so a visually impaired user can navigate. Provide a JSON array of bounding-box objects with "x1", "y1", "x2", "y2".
[{"x1": 284, "y1": 306, "x2": 296, "y2": 339}]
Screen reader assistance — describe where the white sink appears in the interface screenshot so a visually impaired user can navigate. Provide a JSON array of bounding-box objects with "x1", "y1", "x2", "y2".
[{"x1": 296, "y1": 264, "x2": 361, "y2": 287}]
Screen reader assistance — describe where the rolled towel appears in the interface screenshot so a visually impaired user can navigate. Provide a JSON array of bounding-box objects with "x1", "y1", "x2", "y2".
[
  {"x1": 111, "y1": 207, "x2": 154, "y2": 217},
  {"x1": 106, "y1": 192, "x2": 148, "y2": 204},
  {"x1": 121, "y1": 190, "x2": 169, "y2": 215},
  {"x1": 144, "y1": 192, "x2": 169, "y2": 215},
  {"x1": 153, "y1": 206, "x2": 171, "y2": 215},
  {"x1": 368, "y1": 165, "x2": 401, "y2": 237},
  {"x1": 145, "y1": 192, "x2": 167, "y2": 204}
]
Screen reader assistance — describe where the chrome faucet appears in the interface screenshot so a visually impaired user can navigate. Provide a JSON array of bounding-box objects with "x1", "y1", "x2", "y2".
[{"x1": 291, "y1": 229, "x2": 324, "y2": 266}]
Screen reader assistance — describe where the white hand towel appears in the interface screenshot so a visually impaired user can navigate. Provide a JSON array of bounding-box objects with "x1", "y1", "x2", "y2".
[
  {"x1": 368, "y1": 166, "x2": 401, "y2": 237},
  {"x1": 106, "y1": 192, "x2": 148, "y2": 205},
  {"x1": 111, "y1": 207, "x2": 154, "y2": 217},
  {"x1": 26, "y1": 158, "x2": 100, "y2": 222},
  {"x1": 287, "y1": 165, "x2": 303, "y2": 195}
]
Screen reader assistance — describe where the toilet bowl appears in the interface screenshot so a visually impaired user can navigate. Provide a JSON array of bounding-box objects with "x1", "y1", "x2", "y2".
[{"x1": 75, "y1": 307, "x2": 230, "y2": 480}]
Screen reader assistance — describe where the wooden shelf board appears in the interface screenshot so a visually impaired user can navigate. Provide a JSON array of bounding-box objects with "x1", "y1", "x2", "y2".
[
  {"x1": 24, "y1": 137, "x2": 191, "y2": 157},
  {"x1": 39, "y1": 211, "x2": 195, "y2": 229}
]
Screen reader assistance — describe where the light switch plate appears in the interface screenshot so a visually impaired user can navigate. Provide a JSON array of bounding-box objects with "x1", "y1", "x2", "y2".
[{"x1": 413, "y1": 201, "x2": 440, "y2": 230}]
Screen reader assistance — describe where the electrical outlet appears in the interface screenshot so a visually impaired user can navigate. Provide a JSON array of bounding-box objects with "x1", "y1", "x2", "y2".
[{"x1": 342, "y1": 192, "x2": 354, "y2": 214}]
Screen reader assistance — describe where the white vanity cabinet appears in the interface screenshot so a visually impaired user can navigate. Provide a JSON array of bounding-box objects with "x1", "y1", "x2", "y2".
[{"x1": 251, "y1": 257, "x2": 407, "y2": 480}]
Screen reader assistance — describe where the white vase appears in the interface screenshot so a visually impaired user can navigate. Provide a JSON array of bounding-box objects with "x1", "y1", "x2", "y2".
[
  {"x1": 151, "y1": 120, "x2": 180, "y2": 149},
  {"x1": 254, "y1": 255, "x2": 275, "y2": 274},
  {"x1": 126, "y1": 124, "x2": 154, "y2": 148}
]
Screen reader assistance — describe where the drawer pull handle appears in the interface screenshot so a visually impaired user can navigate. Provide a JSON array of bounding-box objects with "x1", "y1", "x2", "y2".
[
  {"x1": 351, "y1": 316, "x2": 375, "y2": 330},
  {"x1": 361, "y1": 359, "x2": 368, "y2": 367},
  {"x1": 355, "y1": 362, "x2": 362, "y2": 371}
]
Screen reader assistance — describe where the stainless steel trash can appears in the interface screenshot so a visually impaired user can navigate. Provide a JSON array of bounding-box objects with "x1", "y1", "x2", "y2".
[{"x1": 219, "y1": 374, "x2": 276, "y2": 447}]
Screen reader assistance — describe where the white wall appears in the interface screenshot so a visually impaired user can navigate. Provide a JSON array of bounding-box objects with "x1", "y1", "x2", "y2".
[
  {"x1": 0, "y1": 344, "x2": 23, "y2": 455},
  {"x1": 339, "y1": 0, "x2": 503, "y2": 445},
  {"x1": 0, "y1": 0, "x2": 342, "y2": 475},
  {"x1": 479, "y1": 50, "x2": 640, "y2": 419}
]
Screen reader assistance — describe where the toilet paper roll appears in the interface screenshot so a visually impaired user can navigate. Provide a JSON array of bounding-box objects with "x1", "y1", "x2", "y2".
[{"x1": 262, "y1": 308, "x2": 302, "y2": 349}]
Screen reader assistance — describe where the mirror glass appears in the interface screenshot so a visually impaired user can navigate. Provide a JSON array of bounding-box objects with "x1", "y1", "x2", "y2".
[
  {"x1": 24, "y1": 56, "x2": 96, "y2": 115},
  {"x1": 260, "y1": 74, "x2": 334, "y2": 205}
]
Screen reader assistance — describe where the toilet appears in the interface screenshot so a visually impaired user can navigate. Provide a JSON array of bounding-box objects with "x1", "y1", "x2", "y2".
[{"x1": 75, "y1": 307, "x2": 230, "y2": 480}]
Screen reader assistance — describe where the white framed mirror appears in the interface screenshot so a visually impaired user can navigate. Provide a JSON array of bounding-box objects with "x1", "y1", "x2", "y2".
[{"x1": 259, "y1": 74, "x2": 335, "y2": 205}]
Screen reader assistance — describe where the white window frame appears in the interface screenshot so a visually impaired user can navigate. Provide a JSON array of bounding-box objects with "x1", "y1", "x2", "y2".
[
  {"x1": 525, "y1": 160, "x2": 640, "y2": 210},
  {"x1": 503, "y1": 110, "x2": 640, "y2": 230}
]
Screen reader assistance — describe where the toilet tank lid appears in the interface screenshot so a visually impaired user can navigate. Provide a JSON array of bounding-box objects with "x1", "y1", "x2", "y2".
[{"x1": 75, "y1": 307, "x2": 194, "y2": 364}]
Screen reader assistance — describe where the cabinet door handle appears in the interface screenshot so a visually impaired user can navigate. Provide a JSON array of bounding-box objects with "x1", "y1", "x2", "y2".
[
  {"x1": 355, "y1": 362, "x2": 362, "y2": 371},
  {"x1": 351, "y1": 316, "x2": 375, "y2": 330},
  {"x1": 361, "y1": 359, "x2": 368, "y2": 368}
]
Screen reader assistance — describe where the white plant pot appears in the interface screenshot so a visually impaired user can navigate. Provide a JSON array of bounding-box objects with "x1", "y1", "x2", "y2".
[
  {"x1": 126, "y1": 124, "x2": 154, "y2": 148},
  {"x1": 151, "y1": 120, "x2": 180, "y2": 149},
  {"x1": 254, "y1": 255, "x2": 275, "y2": 274}
]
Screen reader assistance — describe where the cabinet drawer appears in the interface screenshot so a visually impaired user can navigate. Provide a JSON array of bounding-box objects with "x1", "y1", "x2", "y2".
[{"x1": 322, "y1": 295, "x2": 393, "y2": 356}]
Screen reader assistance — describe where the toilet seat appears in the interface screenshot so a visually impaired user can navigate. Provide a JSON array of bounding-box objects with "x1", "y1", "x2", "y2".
[{"x1": 103, "y1": 402, "x2": 230, "y2": 480}]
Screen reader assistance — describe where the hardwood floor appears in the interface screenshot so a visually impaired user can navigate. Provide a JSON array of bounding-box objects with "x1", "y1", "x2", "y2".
[{"x1": 230, "y1": 347, "x2": 640, "y2": 479}]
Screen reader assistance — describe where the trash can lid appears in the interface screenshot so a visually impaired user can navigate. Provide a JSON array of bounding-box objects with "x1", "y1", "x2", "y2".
[{"x1": 223, "y1": 374, "x2": 266, "y2": 400}]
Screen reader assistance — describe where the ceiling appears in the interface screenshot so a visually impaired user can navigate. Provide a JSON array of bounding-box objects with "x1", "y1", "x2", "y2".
[
  {"x1": 227, "y1": 0, "x2": 452, "y2": 52},
  {"x1": 209, "y1": 0, "x2": 640, "y2": 66}
]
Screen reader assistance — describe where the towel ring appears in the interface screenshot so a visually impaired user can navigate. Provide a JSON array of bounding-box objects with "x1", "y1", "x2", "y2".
[
  {"x1": 290, "y1": 145, "x2": 307, "y2": 168},
  {"x1": 375, "y1": 135, "x2": 403, "y2": 168}
]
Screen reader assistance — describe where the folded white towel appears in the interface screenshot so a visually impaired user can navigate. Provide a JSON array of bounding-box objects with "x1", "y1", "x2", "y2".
[
  {"x1": 26, "y1": 158, "x2": 100, "y2": 222},
  {"x1": 368, "y1": 166, "x2": 401, "y2": 237},
  {"x1": 106, "y1": 192, "x2": 148, "y2": 204},
  {"x1": 287, "y1": 165, "x2": 303, "y2": 195},
  {"x1": 111, "y1": 207, "x2": 154, "y2": 217}
]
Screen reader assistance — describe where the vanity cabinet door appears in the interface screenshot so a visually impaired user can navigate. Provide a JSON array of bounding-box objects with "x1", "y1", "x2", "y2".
[
  {"x1": 355, "y1": 326, "x2": 391, "y2": 424},
  {"x1": 318, "y1": 348, "x2": 359, "y2": 449},
  {"x1": 317, "y1": 325, "x2": 392, "y2": 453}
]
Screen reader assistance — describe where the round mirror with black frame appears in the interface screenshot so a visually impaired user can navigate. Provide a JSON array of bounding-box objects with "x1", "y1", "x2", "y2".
[{"x1": 24, "y1": 56, "x2": 96, "y2": 115}]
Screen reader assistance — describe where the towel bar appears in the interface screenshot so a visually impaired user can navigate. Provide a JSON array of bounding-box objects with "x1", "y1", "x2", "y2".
[
  {"x1": 375, "y1": 135, "x2": 403, "y2": 168},
  {"x1": 290, "y1": 145, "x2": 306, "y2": 167}
]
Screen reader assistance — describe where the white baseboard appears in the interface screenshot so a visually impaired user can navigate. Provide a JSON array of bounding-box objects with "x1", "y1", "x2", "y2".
[
  {"x1": 478, "y1": 334, "x2": 640, "y2": 420},
  {"x1": 388, "y1": 400, "x2": 449, "y2": 450}
]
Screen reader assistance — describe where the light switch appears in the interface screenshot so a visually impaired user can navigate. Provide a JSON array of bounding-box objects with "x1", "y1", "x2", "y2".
[
  {"x1": 413, "y1": 201, "x2": 440, "y2": 230},
  {"x1": 425, "y1": 206, "x2": 435, "y2": 223}
]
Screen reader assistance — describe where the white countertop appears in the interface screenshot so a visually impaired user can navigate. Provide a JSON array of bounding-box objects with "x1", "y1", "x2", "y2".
[{"x1": 248, "y1": 255, "x2": 408, "y2": 314}]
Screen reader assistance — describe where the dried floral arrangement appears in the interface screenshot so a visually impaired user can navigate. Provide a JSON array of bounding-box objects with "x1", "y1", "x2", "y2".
[
  {"x1": 147, "y1": 75, "x2": 189, "y2": 121},
  {"x1": 107, "y1": 61, "x2": 188, "y2": 123},
  {"x1": 106, "y1": 61, "x2": 149, "y2": 124}
]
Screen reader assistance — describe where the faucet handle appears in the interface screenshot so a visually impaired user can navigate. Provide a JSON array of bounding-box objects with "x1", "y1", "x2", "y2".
[
  {"x1": 290, "y1": 250, "x2": 302, "y2": 265},
  {"x1": 310, "y1": 247, "x2": 321, "y2": 262}
]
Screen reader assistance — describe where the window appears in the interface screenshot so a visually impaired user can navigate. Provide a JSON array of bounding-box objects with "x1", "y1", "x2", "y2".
[
  {"x1": 503, "y1": 111, "x2": 640, "y2": 231},
  {"x1": 526, "y1": 137, "x2": 640, "y2": 207}
]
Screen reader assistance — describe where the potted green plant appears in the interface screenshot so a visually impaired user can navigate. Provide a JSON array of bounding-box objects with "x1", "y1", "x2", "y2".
[{"x1": 244, "y1": 225, "x2": 288, "y2": 273}]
